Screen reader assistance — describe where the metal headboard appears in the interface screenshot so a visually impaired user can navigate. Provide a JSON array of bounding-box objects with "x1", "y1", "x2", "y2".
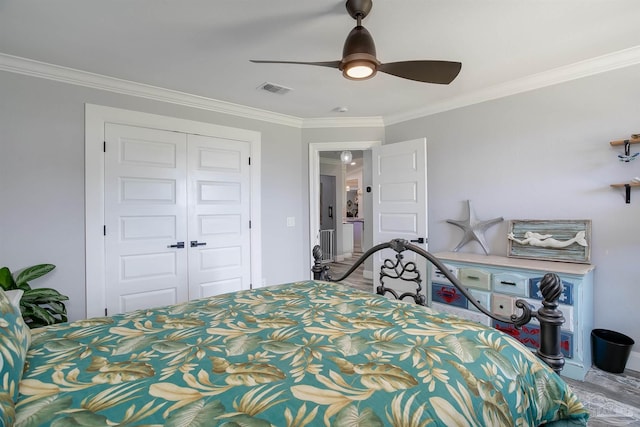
[{"x1": 312, "y1": 238, "x2": 566, "y2": 374}]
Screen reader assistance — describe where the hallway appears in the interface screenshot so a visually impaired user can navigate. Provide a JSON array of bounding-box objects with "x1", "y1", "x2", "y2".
[{"x1": 325, "y1": 251, "x2": 373, "y2": 293}]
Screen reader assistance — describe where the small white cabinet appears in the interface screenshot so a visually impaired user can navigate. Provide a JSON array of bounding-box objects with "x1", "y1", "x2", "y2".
[
  {"x1": 342, "y1": 223, "x2": 354, "y2": 256},
  {"x1": 429, "y1": 252, "x2": 595, "y2": 381}
]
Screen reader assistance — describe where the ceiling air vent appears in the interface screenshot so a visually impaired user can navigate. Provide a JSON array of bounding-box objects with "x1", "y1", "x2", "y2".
[{"x1": 258, "y1": 82, "x2": 293, "y2": 95}]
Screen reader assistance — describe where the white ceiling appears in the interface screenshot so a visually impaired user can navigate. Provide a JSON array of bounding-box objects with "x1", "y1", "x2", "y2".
[{"x1": 2, "y1": 1, "x2": 640, "y2": 122}]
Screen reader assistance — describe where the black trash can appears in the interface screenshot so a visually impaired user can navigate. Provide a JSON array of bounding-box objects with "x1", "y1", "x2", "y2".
[{"x1": 591, "y1": 329, "x2": 635, "y2": 374}]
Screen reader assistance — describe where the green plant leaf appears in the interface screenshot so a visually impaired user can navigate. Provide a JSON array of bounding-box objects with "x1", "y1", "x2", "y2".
[
  {"x1": 0, "y1": 267, "x2": 16, "y2": 290},
  {"x1": 15, "y1": 264, "x2": 55, "y2": 288},
  {"x1": 3, "y1": 263, "x2": 68, "y2": 328},
  {"x1": 22, "y1": 303, "x2": 58, "y2": 327},
  {"x1": 45, "y1": 301, "x2": 68, "y2": 316},
  {"x1": 22, "y1": 288, "x2": 69, "y2": 303}
]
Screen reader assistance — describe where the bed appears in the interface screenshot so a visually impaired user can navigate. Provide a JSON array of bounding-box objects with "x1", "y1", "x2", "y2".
[{"x1": 1, "y1": 239, "x2": 588, "y2": 426}]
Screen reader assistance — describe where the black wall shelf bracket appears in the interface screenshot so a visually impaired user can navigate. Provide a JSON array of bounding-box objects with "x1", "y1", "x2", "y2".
[
  {"x1": 625, "y1": 183, "x2": 631, "y2": 204},
  {"x1": 611, "y1": 182, "x2": 639, "y2": 204}
]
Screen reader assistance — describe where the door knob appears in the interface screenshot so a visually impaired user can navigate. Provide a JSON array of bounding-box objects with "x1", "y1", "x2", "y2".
[
  {"x1": 410, "y1": 237, "x2": 427, "y2": 244},
  {"x1": 168, "y1": 241, "x2": 185, "y2": 249},
  {"x1": 190, "y1": 241, "x2": 207, "y2": 247}
]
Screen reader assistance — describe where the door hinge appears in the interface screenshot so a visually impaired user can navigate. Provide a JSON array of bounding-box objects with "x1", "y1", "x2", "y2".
[
  {"x1": 248, "y1": 157, "x2": 251, "y2": 165},
  {"x1": 104, "y1": 308, "x2": 107, "y2": 316},
  {"x1": 103, "y1": 225, "x2": 106, "y2": 236},
  {"x1": 249, "y1": 220, "x2": 251, "y2": 229},
  {"x1": 103, "y1": 141, "x2": 106, "y2": 152}
]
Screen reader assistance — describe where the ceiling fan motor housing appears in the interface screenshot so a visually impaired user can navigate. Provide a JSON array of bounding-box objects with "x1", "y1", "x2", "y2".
[
  {"x1": 345, "y1": 0, "x2": 373, "y2": 20},
  {"x1": 340, "y1": 25, "x2": 379, "y2": 79}
]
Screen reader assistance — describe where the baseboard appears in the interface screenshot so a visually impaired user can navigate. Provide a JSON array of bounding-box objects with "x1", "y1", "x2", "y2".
[{"x1": 625, "y1": 350, "x2": 640, "y2": 373}]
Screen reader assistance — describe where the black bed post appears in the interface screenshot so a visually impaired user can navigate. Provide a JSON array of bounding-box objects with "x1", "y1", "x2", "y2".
[
  {"x1": 311, "y1": 245, "x2": 328, "y2": 280},
  {"x1": 535, "y1": 273, "x2": 566, "y2": 374}
]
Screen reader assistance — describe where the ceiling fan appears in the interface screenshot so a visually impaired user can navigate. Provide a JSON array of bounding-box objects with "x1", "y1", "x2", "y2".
[{"x1": 250, "y1": 0, "x2": 461, "y2": 84}]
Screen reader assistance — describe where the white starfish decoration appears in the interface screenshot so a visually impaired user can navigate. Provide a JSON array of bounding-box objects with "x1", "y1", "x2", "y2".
[{"x1": 446, "y1": 200, "x2": 503, "y2": 255}]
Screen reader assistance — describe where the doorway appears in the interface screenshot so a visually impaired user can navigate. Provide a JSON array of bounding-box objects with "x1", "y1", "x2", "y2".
[
  {"x1": 309, "y1": 141, "x2": 380, "y2": 281},
  {"x1": 309, "y1": 138, "x2": 429, "y2": 299}
]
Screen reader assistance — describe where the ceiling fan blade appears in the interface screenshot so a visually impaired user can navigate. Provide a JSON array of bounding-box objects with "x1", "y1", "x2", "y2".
[
  {"x1": 250, "y1": 60, "x2": 341, "y2": 70},
  {"x1": 378, "y1": 60, "x2": 462, "y2": 84}
]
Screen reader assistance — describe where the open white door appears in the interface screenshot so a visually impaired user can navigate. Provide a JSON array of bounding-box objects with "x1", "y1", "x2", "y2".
[{"x1": 372, "y1": 138, "x2": 428, "y2": 300}]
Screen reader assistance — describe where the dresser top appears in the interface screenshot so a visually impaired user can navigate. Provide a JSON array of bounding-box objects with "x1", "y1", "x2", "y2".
[{"x1": 433, "y1": 251, "x2": 595, "y2": 275}]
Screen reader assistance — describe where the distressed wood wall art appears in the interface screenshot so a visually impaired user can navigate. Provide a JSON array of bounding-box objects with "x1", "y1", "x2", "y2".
[{"x1": 507, "y1": 219, "x2": 591, "y2": 263}]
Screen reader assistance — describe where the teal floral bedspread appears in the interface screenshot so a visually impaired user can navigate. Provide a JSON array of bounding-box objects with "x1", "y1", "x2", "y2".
[{"x1": 14, "y1": 281, "x2": 588, "y2": 426}]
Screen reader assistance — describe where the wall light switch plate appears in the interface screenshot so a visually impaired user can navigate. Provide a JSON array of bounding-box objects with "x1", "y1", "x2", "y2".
[{"x1": 286, "y1": 217, "x2": 295, "y2": 227}]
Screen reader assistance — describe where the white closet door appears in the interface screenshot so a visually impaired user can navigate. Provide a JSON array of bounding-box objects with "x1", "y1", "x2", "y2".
[
  {"x1": 104, "y1": 123, "x2": 188, "y2": 314},
  {"x1": 187, "y1": 134, "x2": 251, "y2": 298}
]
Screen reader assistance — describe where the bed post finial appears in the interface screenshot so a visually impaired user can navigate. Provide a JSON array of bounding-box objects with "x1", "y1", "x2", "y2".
[
  {"x1": 311, "y1": 245, "x2": 329, "y2": 280},
  {"x1": 535, "y1": 272, "x2": 566, "y2": 374}
]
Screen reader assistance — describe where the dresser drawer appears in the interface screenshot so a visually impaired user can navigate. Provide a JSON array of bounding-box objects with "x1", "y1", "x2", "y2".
[
  {"x1": 432, "y1": 264, "x2": 458, "y2": 285},
  {"x1": 524, "y1": 298, "x2": 574, "y2": 332},
  {"x1": 494, "y1": 320, "x2": 574, "y2": 358},
  {"x1": 529, "y1": 277, "x2": 574, "y2": 305},
  {"x1": 467, "y1": 289, "x2": 491, "y2": 313},
  {"x1": 458, "y1": 267, "x2": 491, "y2": 290},
  {"x1": 431, "y1": 283, "x2": 467, "y2": 308},
  {"x1": 491, "y1": 293, "x2": 515, "y2": 317},
  {"x1": 493, "y1": 272, "x2": 528, "y2": 297}
]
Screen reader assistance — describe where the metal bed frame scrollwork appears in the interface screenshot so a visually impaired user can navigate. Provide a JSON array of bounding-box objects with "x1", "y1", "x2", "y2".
[{"x1": 312, "y1": 238, "x2": 566, "y2": 374}]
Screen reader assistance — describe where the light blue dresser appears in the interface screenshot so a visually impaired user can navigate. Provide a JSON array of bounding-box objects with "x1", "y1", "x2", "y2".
[{"x1": 430, "y1": 252, "x2": 595, "y2": 381}]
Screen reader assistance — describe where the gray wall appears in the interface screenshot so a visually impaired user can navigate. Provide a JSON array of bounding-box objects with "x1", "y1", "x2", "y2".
[
  {"x1": 3, "y1": 62, "x2": 638, "y2": 367},
  {"x1": 386, "y1": 64, "x2": 640, "y2": 351},
  {"x1": 0, "y1": 71, "x2": 306, "y2": 321}
]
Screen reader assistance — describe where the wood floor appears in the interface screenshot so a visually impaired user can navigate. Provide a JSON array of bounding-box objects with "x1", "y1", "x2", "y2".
[
  {"x1": 326, "y1": 256, "x2": 640, "y2": 426},
  {"x1": 565, "y1": 369, "x2": 640, "y2": 426}
]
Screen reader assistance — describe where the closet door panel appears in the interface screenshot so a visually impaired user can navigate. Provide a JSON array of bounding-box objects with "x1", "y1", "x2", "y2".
[
  {"x1": 104, "y1": 123, "x2": 188, "y2": 315},
  {"x1": 187, "y1": 134, "x2": 251, "y2": 298}
]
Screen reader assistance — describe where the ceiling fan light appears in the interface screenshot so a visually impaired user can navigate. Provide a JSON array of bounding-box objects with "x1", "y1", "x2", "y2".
[{"x1": 344, "y1": 62, "x2": 375, "y2": 79}]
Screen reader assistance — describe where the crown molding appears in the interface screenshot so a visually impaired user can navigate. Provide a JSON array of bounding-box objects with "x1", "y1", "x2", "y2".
[
  {"x1": 0, "y1": 53, "x2": 385, "y2": 129},
  {"x1": 384, "y1": 45, "x2": 640, "y2": 125},
  {"x1": 0, "y1": 53, "x2": 306, "y2": 128},
  {"x1": 3, "y1": 46, "x2": 640, "y2": 129}
]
